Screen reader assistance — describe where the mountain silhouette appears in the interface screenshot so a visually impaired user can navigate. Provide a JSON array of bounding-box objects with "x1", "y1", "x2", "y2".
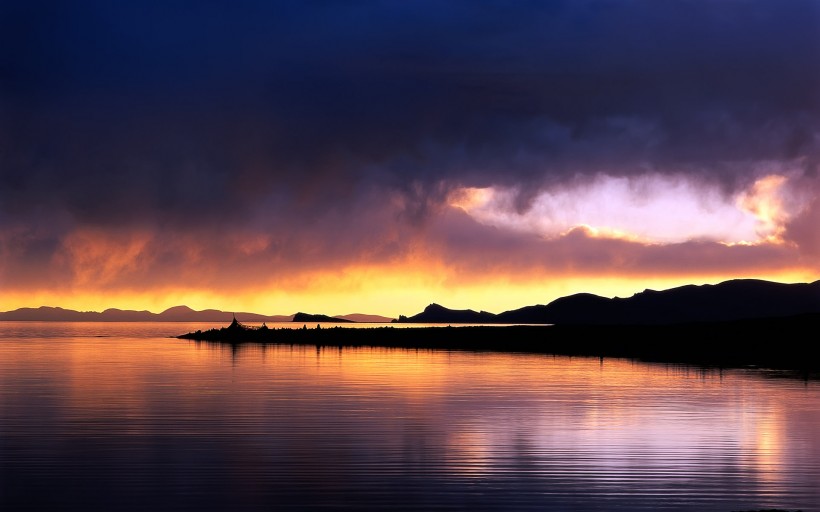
[
  {"x1": 399, "y1": 304, "x2": 497, "y2": 323},
  {"x1": 0, "y1": 306, "x2": 293, "y2": 323},
  {"x1": 4, "y1": 279, "x2": 820, "y2": 325},
  {"x1": 399, "y1": 279, "x2": 820, "y2": 325}
]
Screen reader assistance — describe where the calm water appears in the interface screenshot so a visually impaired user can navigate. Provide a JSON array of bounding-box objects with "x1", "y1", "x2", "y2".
[{"x1": 1, "y1": 322, "x2": 818, "y2": 511}]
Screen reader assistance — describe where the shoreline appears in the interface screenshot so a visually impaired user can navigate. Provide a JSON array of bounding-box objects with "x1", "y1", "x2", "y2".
[{"x1": 178, "y1": 314, "x2": 820, "y2": 375}]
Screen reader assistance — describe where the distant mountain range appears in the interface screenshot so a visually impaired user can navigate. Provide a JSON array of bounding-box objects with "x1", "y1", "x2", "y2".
[
  {"x1": 397, "y1": 279, "x2": 820, "y2": 325},
  {"x1": 3, "y1": 279, "x2": 819, "y2": 325},
  {"x1": 0, "y1": 305, "x2": 393, "y2": 323}
]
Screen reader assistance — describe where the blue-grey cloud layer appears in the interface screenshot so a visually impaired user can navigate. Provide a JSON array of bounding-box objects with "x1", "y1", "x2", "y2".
[{"x1": 1, "y1": 0, "x2": 819, "y2": 288}]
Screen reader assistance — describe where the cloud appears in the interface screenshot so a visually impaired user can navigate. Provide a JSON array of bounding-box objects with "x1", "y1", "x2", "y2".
[
  {"x1": 1, "y1": 1, "x2": 818, "y2": 308},
  {"x1": 450, "y1": 169, "x2": 812, "y2": 245},
  {"x1": 426, "y1": 207, "x2": 801, "y2": 281}
]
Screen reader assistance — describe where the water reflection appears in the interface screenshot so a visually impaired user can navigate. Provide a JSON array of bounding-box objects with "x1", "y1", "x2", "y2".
[{"x1": 0, "y1": 323, "x2": 818, "y2": 511}]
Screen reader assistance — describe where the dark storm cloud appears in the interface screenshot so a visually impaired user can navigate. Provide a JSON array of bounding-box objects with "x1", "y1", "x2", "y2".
[{"x1": 1, "y1": 1, "x2": 818, "y2": 243}]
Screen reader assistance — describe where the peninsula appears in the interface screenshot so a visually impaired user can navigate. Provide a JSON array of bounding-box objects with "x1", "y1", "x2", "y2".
[
  {"x1": 176, "y1": 279, "x2": 820, "y2": 374},
  {"x1": 178, "y1": 313, "x2": 820, "y2": 374}
]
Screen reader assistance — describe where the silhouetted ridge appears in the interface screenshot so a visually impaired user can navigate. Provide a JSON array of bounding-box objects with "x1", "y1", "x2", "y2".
[
  {"x1": 397, "y1": 279, "x2": 820, "y2": 325},
  {"x1": 0, "y1": 306, "x2": 293, "y2": 322},
  {"x1": 552, "y1": 279, "x2": 820, "y2": 325},
  {"x1": 5, "y1": 279, "x2": 820, "y2": 326},
  {"x1": 402, "y1": 304, "x2": 496, "y2": 323}
]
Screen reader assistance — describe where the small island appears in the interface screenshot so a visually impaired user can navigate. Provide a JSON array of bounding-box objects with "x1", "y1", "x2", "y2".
[{"x1": 292, "y1": 312, "x2": 354, "y2": 323}]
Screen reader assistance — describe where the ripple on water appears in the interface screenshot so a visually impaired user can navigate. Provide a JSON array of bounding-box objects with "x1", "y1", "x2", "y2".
[{"x1": 0, "y1": 322, "x2": 818, "y2": 511}]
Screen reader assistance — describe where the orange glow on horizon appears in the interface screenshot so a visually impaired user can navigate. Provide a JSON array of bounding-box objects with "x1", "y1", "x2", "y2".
[{"x1": 0, "y1": 262, "x2": 815, "y2": 318}]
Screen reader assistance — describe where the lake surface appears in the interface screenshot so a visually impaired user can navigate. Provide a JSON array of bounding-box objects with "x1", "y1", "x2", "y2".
[{"x1": 1, "y1": 322, "x2": 818, "y2": 511}]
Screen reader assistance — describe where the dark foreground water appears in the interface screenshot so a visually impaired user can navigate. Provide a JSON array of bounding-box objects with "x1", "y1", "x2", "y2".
[{"x1": 1, "y1": 322, "x2": 818, "y2": 511}]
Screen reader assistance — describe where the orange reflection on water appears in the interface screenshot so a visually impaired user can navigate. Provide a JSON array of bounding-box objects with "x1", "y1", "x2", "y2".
[
  {"x1": 739, "y1": 404, "x2": 786, "y2": 489},
  {"x1": 1, "y1": 324, "x2": 818, "y2": 510}
]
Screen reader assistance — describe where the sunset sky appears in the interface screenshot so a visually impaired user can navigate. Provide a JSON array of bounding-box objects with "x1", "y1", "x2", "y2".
[{"x1": 1, "y1": 1, "x2": 819, "y2": 317}]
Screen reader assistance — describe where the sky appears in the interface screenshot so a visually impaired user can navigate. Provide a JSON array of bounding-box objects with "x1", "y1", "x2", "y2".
[{"x1": 1, "y1": 0, "x2": 819, "y2": 317}]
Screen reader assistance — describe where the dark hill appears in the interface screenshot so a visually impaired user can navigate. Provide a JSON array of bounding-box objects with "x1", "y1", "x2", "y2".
[
  {"x1": 532, "y1": 279, "x2": 820, "y2": 325},
  {"x1": 399, "y1": 304, "x2": 497, "y2": 323},
  {"x1": 399, "y1": 279, "x2": 820, "y2": 325}
]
